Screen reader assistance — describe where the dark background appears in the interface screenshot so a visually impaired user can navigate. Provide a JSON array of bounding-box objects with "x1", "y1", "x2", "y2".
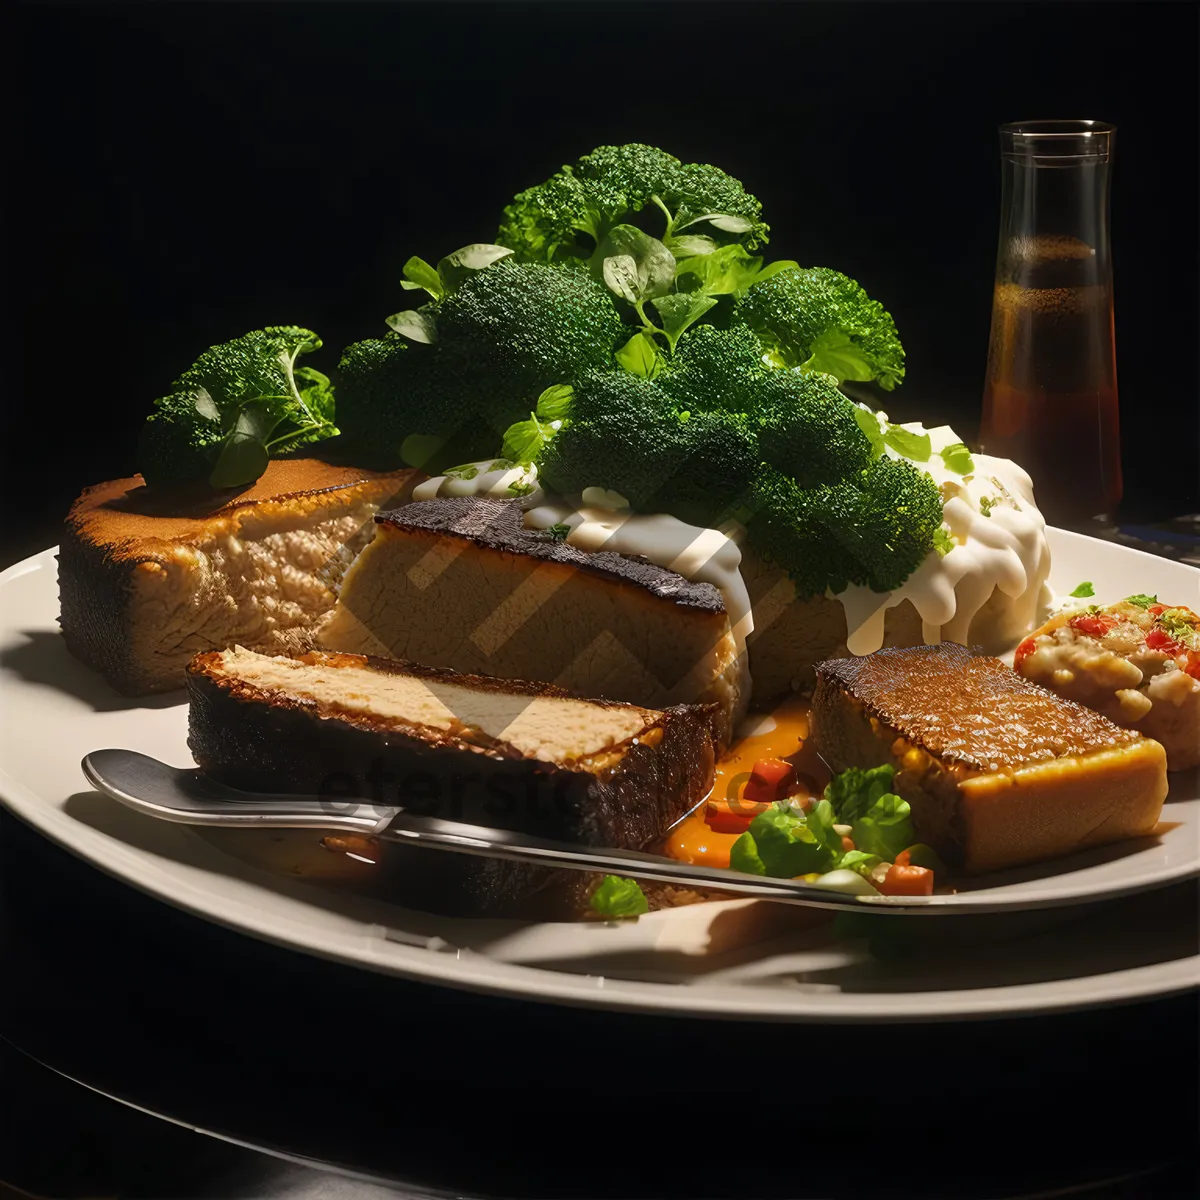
[{"x1": 6, "y1": 0, "x2": 1199, "y2": 561}]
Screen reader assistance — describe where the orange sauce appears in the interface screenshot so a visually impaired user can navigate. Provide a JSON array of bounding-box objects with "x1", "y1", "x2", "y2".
[{"x1": 661, "y1": 695, "x2": 830, "y2": 869}]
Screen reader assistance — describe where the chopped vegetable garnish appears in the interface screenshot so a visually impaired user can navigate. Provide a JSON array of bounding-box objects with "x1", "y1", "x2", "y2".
[
  {"x1": 743, "y1": 757, "x2": 797, "y2": 805},
  {"x1": 877, "y1": 863, "x2": 935, "y2": 896},
  {"x1": 590, "y1": 875, "x2": 649, "y2": 918},
  {"x1": 1069, "y1": 581, "x2": 1096, "y2": 598},
  {"x1": 1124, "y1": 594, "x2": 1158, "y2": 609}
]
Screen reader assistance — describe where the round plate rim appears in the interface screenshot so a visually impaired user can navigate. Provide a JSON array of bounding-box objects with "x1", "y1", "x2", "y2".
[{"x1": 2, "y1": 536, "x2": 1198, "y2": 1022}]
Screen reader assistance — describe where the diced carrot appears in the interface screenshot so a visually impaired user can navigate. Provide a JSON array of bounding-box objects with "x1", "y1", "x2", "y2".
[
  {"x1": 878, "y1": 863, "x2": 935, "y2": 896},
  {"x1": 743, "y1": 757, "x2": 797, "y2": 805},
  {"x1": 705, "y1": 791, "x2": 770, "y2": 834},
  {"x1": 841, "y1": 836, "x2": 855, "y2": 852}
]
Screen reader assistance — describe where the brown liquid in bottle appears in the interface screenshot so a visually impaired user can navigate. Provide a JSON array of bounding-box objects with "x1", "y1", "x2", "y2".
[{"x1": 980, "y1": 235, "x2": 1122, "y2": 527}]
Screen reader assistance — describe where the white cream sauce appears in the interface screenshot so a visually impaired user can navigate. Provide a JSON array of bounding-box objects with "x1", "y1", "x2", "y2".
[
  {"x1": 836, "y1": 416, "x2": 1052, "y2": 655},
  {"x1": 412, "y1": 460, "x2": 544, "y2": 507}
]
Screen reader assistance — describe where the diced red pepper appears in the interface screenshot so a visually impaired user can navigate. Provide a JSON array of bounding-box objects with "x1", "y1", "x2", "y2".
[
  {"x1": 743, "y1": 757, "x2": 797, "y2": 805},
  {"x1": 1069, "y1": 613, "x2": 1119, "y2": 638},
  {"x1": 1014, "y1": 637, "x2": 1037, "y2": 668},
  {"x1": 893, "y1": 849, "x2": 912, "y2": 867},
  {"x1": 1146, "y1": 627, "x2": 1185, "y2": 655},
  {"x1": 1185, "y1": 652, "x2": 1200, "y2": 681},
  {"x1": 1148, "y1": 604, "x2": 1168, "y2": 616},
  {"x1": 878, "y1": 863, "x2": 935, "y2": 896}
]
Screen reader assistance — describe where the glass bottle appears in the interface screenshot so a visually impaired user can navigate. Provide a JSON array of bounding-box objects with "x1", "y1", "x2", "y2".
[{"x1": 979, "y1": 120, "x2": 1121, "y2": 529}]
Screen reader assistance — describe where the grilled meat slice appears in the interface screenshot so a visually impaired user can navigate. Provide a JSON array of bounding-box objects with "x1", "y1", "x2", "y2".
[
  {"x1": 187, "y1": 647, "x2": 717, "y2": 917},
  {"x1": 60, "y1": 460, "x2": 415, "y2": 694},
  {"x1": 812, "y1": 643, "x2": 1168, "y2": 875},
  {"x1": 318, "y1": 497, "x2": 745, "y2": 743}
]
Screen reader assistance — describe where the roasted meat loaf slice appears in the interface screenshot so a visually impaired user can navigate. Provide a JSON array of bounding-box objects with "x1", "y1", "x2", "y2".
[
  {"x1": 318, "y1": 497, "x2": 745, "y2": 743},
  {"x1": 60, "y1": 459, "x2": 414, "y2": 694},
  {"x1": 187, "y1": 648, "x2": 717, "y2": 917},
  {"x1": 811, "y1": 643, "x2": 1168, "y2": 875}
]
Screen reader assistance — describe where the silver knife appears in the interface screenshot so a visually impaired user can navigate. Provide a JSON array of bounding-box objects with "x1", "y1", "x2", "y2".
[{"x1": 81, "y1": 748, "x2": 937, "y2": 913}]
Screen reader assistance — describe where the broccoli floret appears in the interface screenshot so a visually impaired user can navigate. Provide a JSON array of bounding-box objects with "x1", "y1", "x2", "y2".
[
  {"x1": 335, "y1": 335, "x2": 495, "y2": 469},
  {"x1": 335, "y1": 262, "x2": 624, "y2": 466},
  {"x1": 749, "y1": 370, "x2": 874, "y2": 486},
  {"x1": 744, "y1": 457, "x2": 944, "y2": 597},
  {"x1": 735, "y1": 267, "x2": 905, "y2": 391},
  {"x1": 436, "y1": 260, "x2": 625, "y2": 436},
  {"x1": 659, "y1": 323, "x2": 766, "y2": 414},
  {"x1": 138, "y1": 327, "x2": 338, "y2": 488},
  {"x1": 539, "y1": 371, "x2": 756, "y2": 525},
  {"x1": 497, "y1": 144, "x2": 768, "y2": 262},
  {"x1": 742, "y1": 465, "x2": 851, "y2": 599},
  {"x1": 819, "y1": 457, "x2": 945, "y2": 592}
]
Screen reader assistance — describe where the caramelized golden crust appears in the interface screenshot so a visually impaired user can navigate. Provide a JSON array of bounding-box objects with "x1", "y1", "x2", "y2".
[
  {"x1": 67, "y1": 459, "x2": 411, "y2": 556},
  {"x1": 812, "y1": 644, "x2": 1168, "y2": 875},
  {"x1": 815, "y1": 642, "x2": 1141, "y2": 772},
  {"x1": 59, "y1": 460, "x2": 416, "y2": 694}
]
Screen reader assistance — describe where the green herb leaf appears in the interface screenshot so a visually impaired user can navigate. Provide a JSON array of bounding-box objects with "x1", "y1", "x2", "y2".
[
  {"x1": 400, "y1": 255, "x2": 445, "y2": 300},
  {"x1": 443, "y1": 463, "x2": 480, "y2": 481},
  {"x1": 751, "y1": 259, "x2": 800, "y2": 286},
  {"x1": 838, "y1": 849, "x2": 882, "y2": 878},
  {"x1": 192, "y1": 387, "x2": 221, "y2": 422},
  {"x1": 1124, "y1": 594, "x2": 1158, "y2": 609},
  {"x1": 1069, "y1": 581, "x2": 1096, "y2": 598},
  {"x1": 208, "y1": 404, "x2": 274, "y2": 489},
  {"x1": 852, "y1": 406, "x2": 887, "y2": 459},
  {"x1": 939, "y1": 441, "x2": 975, "y2": 474},
  {"x1": 850, "y1": 791, "x2": 914, "y2": 862},
  {"x1": 737, "y1": 803, "x2": 838, "y2": 878},
  {"x1": 614, "y1": 331, "x2": 665, "y2": 379},
  {"x1": 544, "y1": 523, "x2": 572, "y2": 542},
  {"x1": 436, "y1": 243, "x2": 514, "y2": 291},
  {"x1": 729, "y1": 831, "x2": 767, "y2": 875},
  {"x1": 649, "y1": 293, "x2": 718, "y2": 352},
  {"x1": 978, "y1": 495, "x2": 998, "y2": 518},
  {"x1": 601, "y1": 254, "x2": 641, "y2": 304},
  {"x1": 535, "y1": 383, "x2": 575, "y2": 422},
  {"x1": 674, "y1": 243, "x2": 763, "y2": 298},
  {"x1": 385, "y1": 310, "x2": 437, "y2": 344},
  {"x1": 799, "y1": 329, "x2": 876, "y2": 385},
  {"x1": 677, "y1": 211, "x2": 756, "y2": 234},
  {"x1": 593, "y1": 225, "x2": 676, "y2": 302},
  {"x1": 932, "y1": 527, "x2": 956, "y2": 557},
  {"x1": 825, "y1": 764, "x2": 897, "y2": 825},
  {"x1": 882, "y1": 423, "x2": 932, "y2": 463},
  {"x1": 501, "y1": 413, "x2": 557, "y2": 464},
  {"x1": 804, "y1": 798, "x2": 847, "y2": 862},
  {"x1": 590, "y1": 875, "x2": 649, "y2": 918},
  {"x1": 507, "y1": 481, "x2": 535, "y2": 497},
  {"x1": 666, "y1": 233, "x2": 719, "y2": 257}
]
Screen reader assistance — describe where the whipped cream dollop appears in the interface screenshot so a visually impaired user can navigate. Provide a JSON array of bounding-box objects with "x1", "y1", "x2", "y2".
[{"x1": 836, "y1": 416, "x2": 1052, "y2": 655}]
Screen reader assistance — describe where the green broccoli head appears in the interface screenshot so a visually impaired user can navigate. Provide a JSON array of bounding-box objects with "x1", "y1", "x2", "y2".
[
  {"x1": 818, "y1": 457, "x2": 946, "y2": 593},
  {"x1": 336, "y1": 262, "x2": 624, "y2": 467},
  {"x1": 435, "y1": 260, "x2": 625, "y2": 435},
  {"x1": 658, "y1": 323, "x2": 767, "y2": 414},
  {"x1": 539, "y1": 370, "x2": 756, "y2": 526},
  {"x1": 138, "y1": 327, "x2": 338, "y2": 489},
  {"x1": 744, "y1": 456, "x2": 944, "y2": 597},
  {"x1": 749, "y1": 369, "x2": 874, "y2": 487},
  {"x1": 734, "y1": 267, "x2": 905, "y2": 391},
  {"x1": 742, "y1": 465, "x2": 852, "y2": 599},
  {"x1": 497, "y1": 144, "x2": 768, "y2": 263}
]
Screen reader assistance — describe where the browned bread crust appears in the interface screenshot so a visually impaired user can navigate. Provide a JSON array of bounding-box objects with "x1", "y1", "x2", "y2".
[
  {"x1": 377, "y1": 497, "x2": 726, "y2": 614},
  {"x1": 59, "y1": 460, "x2": 415, "y2": 694},
  {"x1": 186, "y1": 649, "x2": 718, "y2": 916}
]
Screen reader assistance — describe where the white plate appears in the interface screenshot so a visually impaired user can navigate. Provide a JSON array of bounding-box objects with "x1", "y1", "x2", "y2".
[{"x1": 1, "y1": 532, "x2": 1197, "y2": 1021}]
